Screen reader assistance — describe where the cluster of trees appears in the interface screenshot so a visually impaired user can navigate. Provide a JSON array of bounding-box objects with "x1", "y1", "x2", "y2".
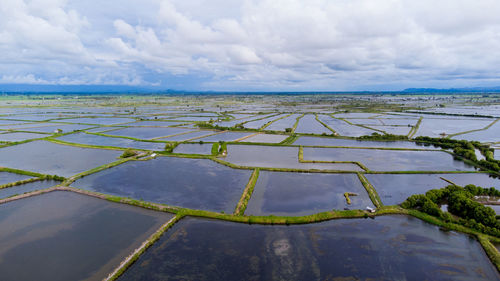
[
  {"x1": 120, "y1": 148, "x2": 138, "y2": 158},
  {"x1": 414, "y1": 136, "x2": 500, "y2": 173},
  {"x1": 402, "y1": 184, "x2": 500, "y2": 236},
  {"x1": 164, "y1": 142, "x2": 178, "y2": 153},
  {"x1": 358, "y1": 132, "x2": 408, "y2": 141}
]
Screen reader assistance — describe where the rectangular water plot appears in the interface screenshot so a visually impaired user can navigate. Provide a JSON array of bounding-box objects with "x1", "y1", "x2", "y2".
[
  {"x1": 0, "y1": 140, "x2": 122, "y2": 177},
  {"x1": 246, "y1": 171, "x2": 373, "y2": 216},
  {"x1": 0, "y1": 172, "x2": 33, "y2": 186},
  {"x1": 317, "y1": 115, "x2": 377, "y2": 137},
  {"x1": 0, "y1": 132, "x2": 48, "y2": 142},
  {"x1": 225, "y1": 145, "x2": 363, "y2": 171},
  {"x1": 72, "y1": 157, "x2": 252, "y2": 213},
  {"x1": 365, "y1": 173, "x2": 500, "y2": 205},
  {"x1": 295, "y1": 114, "x2": 332, "y2": 134},
  {"x1": 104, "y1": 127, "x2": 193, "y2": 139},
  {"x1": 173, "y1": 143, "x2": 213, "y2": 155},
  {"x1": 58, "y1": 117, "x2": 136, "y2": 125},
  {"x1": 415, "y1": 118, "x2": 492, "y2": 138},
  {"x1": 243, "y1": 114, "x2": 286, "y2": 129},
  {"x1": 18, "y1": 123, "x2": 92, "y2": 133},
  {"x1": 303, "y1": 147, "x2": 476, "y2": 171},
  {"x1": 0, "y1": 191, "x2": 172, "y2": 281},
  {"x1": 239, "y1": 133, "x2": 288, "y2": 143},
  {"x1": 56, "y1": 133, "x2": 166, "y2": 150},
  {"x1": 197, "y1": 131, "x2": 254, "y2": 142},
  {"x1": 264, "y1": 113, "x2": 301, "y2": 131},
  {"x1": 0, "y1": 179, "x2": 60, "y2": 199},
  {"x1": 158, "y1": 130, "x2": 216, "y2": 141},
  {"x1": 119, "y1": 215, "x2": 498, "y2": 281},
  {"x1": 294, "y1": 136, "x2": 439, "y2": 149}
]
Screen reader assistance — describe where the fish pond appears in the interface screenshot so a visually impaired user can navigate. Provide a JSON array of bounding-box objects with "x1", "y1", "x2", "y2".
[
  {"x1": 0, "y1": 141, "x2": 122, "y2": 177},
  {"x1": 72, "y1": 157, "x2": 252, "y2": 212},
  {"x1": 303, "y1": 147, "x2": 476, "y2": 171},
  {"x1": 365, "y1": 173, "x2": 500, "y2": 205},
  {"x1": 104, "y1": 127, "x2": 193, "y2": 139},
  {"x1": 56, "y1": 132, "x2": 165, "y2": 150},
  {"x1": 245, "y1": 171, "x2": 373, "y2": 216},
  {"x1": 119, "y1": 215, "x2": 499, "y2": 281},
  {"x1": 225, "y1": 145, "x2": 363, "y2": 171},
  {"x1": 0, "y1": 180, "x2": 60, "y2": 199},
  {"x1": 294, "y1": 136, "x2": 439, "y2": 149},
  {"x1": 173, "y1": 143, "x2": 213, "y2": 154},
  {"x1": 0, "y1": 191, "x2": 172, "y2": 281}
]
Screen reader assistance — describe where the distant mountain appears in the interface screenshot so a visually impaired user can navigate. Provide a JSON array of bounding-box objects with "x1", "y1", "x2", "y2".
[{"x1": 403, "y1": 86, "x2": 500, "y2": 93}]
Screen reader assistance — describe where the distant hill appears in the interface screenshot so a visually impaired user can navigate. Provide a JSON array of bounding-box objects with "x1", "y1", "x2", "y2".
[{"x1": 403, "y1": 86, "x2": 500, "y2": 93}]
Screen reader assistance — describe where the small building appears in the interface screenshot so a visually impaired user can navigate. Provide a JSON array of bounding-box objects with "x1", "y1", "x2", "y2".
[{"x1": 366, "y1": 206, "x2": 375, "y2": 213}]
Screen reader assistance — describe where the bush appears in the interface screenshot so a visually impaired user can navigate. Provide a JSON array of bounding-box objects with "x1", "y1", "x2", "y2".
[{"x1": 120, "y1": 149, "x2": 138, "y2": 158}]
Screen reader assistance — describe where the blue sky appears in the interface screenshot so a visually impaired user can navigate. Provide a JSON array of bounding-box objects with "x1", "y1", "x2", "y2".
[{"x1": 1, "y1": 0, "x2": 500, "y2": 91}]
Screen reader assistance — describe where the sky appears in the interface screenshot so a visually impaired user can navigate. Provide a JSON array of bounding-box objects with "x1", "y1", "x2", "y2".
[{"x1": 1, "y1": 0, "x2": 500, "y2": 91}]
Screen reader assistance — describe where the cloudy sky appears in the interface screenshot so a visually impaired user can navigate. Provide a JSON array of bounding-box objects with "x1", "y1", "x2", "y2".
[{"x1": 1, "y1": 0, "x2": 500, "y2": 91}]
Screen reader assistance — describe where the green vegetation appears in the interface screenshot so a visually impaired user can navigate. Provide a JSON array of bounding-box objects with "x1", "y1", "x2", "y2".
[
  {"x1": 234, "y1": 169, "x2": 259, "y2": 215},
  {"x1": 164, "y1": 142, "x2": 178, "y2": 153},
  {"x1": 402, "y1": 184, "x2": 500, "y2": 237},
  {"x1": 358, "y1": 132, "x2": 408, "y2": 141},
  {"x1": 414, "y1": 136, "x2": 500, "y2": 174},
  {"x1": 120, "y1": 148, "x2": 139, "y2": 158},
  {"x1": 211, "y1": 143, "x2": 219, "y2": 156},
  {"x1": 357, "y1": 173, "x2": 382, "y2": 208},
  {"x1": 343, "y1": 192, "x2": 357, "y2": 205}
]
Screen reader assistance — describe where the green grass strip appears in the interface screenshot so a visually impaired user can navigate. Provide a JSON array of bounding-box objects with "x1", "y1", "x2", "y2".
[
  {"x1": 105, "y1": 215, "x2": 184, "y2": 281},
  {"x1": 357, "y1": 172, "x2": 382, "y2": 208},
  {"x1": 315, "y1": 114, "x2": 337, "y2": 134},
  {"x1": 234, "y1": 169, "x2": 260, "y2": 216},
  {"x1": 408, "y1": 116, "x2": 423, "y2": 138}
]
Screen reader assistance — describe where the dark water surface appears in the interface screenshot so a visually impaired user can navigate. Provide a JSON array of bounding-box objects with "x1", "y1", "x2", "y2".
[
  {"x1": 120, "y1": 215, "x2": 499, "y2": 281},
  {"x1": 72, "y1": 157, "x2": 252, "y2": 212},
  {"x1": 0, "y1": 191, "x2": 172, "y2": 281}
]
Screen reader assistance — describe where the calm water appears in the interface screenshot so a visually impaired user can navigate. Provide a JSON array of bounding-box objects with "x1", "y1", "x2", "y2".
[
  {"x1": 158, "y1": 130, "x2": 215, "y2": 141},
  {"x1": 244, "y1": 114, "x2": 286, "y2": 129},
  {"x1": 225, "y1": 145, "x2": 363, "y2": 171},
  {"x1": 0, "y1": 180, "x2": 60, "y2": 199},
  {"x1": 246, "y1": 171, "x2": 373, "y2": 216},
  {"x1": 365, "y1": 173, "x2": 500, "y2": 205},
  {"x1": 453, "y1": 120, "x2": 500, "y2": 143},
  {"x1": 72, "y1": 157, "x2": 252, "y2": 212},
  {"x1": 173, "y1": 143, "x2": 213, "y2": 154},
  {"x1": 317, "y1": 115, "x2": 377, "y2": 137},
  {"x1": 57, "y1": 132, "x2": 165, "y2": 150},
  {"x1": 0, "y1": 132, "x2": 48, "y2": 142},
  {"x1": 197, "y1": 131, "x2": 254, "y2": 142},
  {"x1": 0, "y1": 191, "x2": 172, "y2": 281},
  {"x1": 295, "y1": 115, "x2": 332, "y2": 134},
  {"x1": 240, "y1": 134, "x2": 288, "y2": 143},
  {"x1": 0, "y1": 141, "x2": 122, "y2": 177},
  {"x1": 59, "y1": 117, "x2": 136, "y2": 125},
  {"x1": 294, "y1": 136, "x2": 439, "y2": 149},
  {"x1": 105, "y1": 127, "x2": 192, "y2": 139},
  {"x1": 265, "y1": 114, "x2": 301, "y2": 131},
  {"x1": 0, "y1": 172, "x2": 32, "y2": 186},
  {"x1": 415, "y1": 118, "x2": 492, "y2": 138},
  {"x1": 119, "y1": 215, "x2": 499, "y2": 281},
  {"x1": 303, "y1": 147, "x2": 476, "y2": 171}
]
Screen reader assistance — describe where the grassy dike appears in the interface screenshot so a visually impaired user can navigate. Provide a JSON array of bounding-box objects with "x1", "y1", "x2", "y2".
[
  {"x1": 105, "y1": 215, "x2": 184, "y2": 281},
  {"x1": 357, "y1": 172, "x2": 382, "y2": 208},
  {"x1": 234, "y1": 169, "x2": 259, "y2": 215}
]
